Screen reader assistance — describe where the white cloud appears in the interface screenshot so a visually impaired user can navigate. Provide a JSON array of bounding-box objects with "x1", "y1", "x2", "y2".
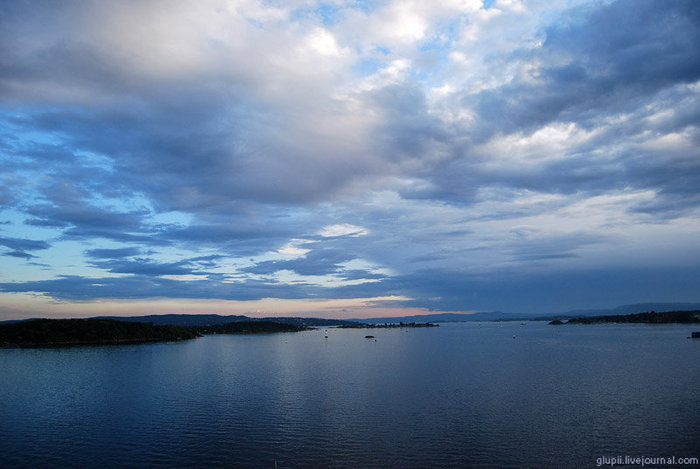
[
  {"x1": 319, "y1": 224, "x2": 369, "y2": 238},
  {"x1": 277, "y1": 239, "x2": 314, "y2": 257},
  {"x1": 307, "y1": 27, "x2": 345, "y2": 56}
]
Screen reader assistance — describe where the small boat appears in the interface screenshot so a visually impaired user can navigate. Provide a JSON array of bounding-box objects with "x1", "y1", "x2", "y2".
[
  {"x1": 365, "y1": 335, "x2": 375, "y2": 339},
  {"x1": 691, "y1": 332, "x2": 700, "y2": 339}
]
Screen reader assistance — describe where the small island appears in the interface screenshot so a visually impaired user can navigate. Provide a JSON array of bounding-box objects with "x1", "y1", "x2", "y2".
[{"x1": 549, "y1": 310, "x2": 700, "y2": 325}]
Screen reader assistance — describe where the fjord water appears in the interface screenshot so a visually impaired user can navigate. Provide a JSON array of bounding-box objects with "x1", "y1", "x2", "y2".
[{"x1": 2, "y1": 322, "x2": 699, "y2": 468}]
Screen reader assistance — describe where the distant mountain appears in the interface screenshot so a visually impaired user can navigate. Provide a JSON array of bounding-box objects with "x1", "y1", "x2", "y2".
[
  {"x1": 96, "y1": 314, "x2": 360, "y2": 328},
  {"x1": 354, "y1": 303, "x2": 700, "y2": 324},
  {"x1": 554, "y1": 310, "x2": 700, "y2": 325},
  {"x1": 98, "y1": 314, "x2": 249, "y2": 326},
  {"x1": 351, "y1": 311, "x2": 526, "y2": 324},
  {"x1": 4, "y1": 302, "x2": 700, "y2": 326},
  {"x1": 611, "y1": 302, "x2": 700, "y2": 313},
  {"x1": 544, "y1": 302, "x2": 700, "y2": 321},
  {"x1": 193, "y1": 320, "x2": 307, "y2": 334}
]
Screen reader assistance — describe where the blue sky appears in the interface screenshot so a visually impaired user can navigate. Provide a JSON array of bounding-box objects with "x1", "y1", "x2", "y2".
[{"x1": 1, "y1": 0, "x2": 699, "y2": 320}]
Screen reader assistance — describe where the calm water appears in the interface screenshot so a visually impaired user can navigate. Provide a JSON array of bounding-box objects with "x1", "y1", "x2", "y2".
[{"x1": 1, "y1": 322, "x2": 699, "y2": 468}]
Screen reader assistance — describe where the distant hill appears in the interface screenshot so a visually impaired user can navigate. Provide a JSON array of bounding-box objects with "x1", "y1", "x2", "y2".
[
  {"x1": 193, "y1": 321, "x2": 307, "y2": 334},
  {"x1": 541, "y1": 302, "x2": 700, "y2": 321},
  {"x1": 97, "y1": 314, "x2": 249, "y2": 326},
  {"x1": 351, "y1": 311, "x2": 527, "y2": 324},
  {"x1": 551, "y1": 310, "x2": 700, "y2": 325},
  {"x1": 354, "y1": 303, "x2": 700, "y2": 324},
  {"x1": 3, "y1": 302, "x2": 700, "y2": 327},
  {"x1": 96, "y1": 314, "x2": 360, "y2": 328}
]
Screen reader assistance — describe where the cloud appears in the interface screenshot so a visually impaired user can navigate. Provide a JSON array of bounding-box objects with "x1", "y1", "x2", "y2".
[
  {"x1": 342, "y1": 269, "x2": 388, "y2": 281},
  {"x1": 0, "y1": 235, "x2": 51, "y2": 260},
  {"x1": 2, "y1": 261, "x2": 698, "y2": 316},
  {"x1": 0, "y1": 0, "x2": 699, "y2": 317},
  {"x1": 319, "y1": 223, "x2": 369, "y2": 238},
  {"x1": 86, "y1": 253, "x2": 228, "y2": 277},
  {"x1": 18, "y1": 177, "x2": 166, "y2": 244},
  {"x1": 85, "y1": 247, "x2": 142, "y2": 259},
  {"x1": 1, "y1": 0, "x2": 382, "y2": 212},
  {"x1": 0, "y1": 236, "x2": 51, "y2": 252},
  {"x1": 3, "y1": 250, "x2": 37, "y2": 259},
  {"x1": 382, "y1": 264, "x2": 700, "y2": 315},
  {"x1": 88, "y1": 258, "x2": 197, "y2": 277},
  {"x1": 244, "y1": 248, "x2": 356, "y2": 276},
  {"x1": 0, "y1": 274, "x2": 317, "y2": 302},
  {"x1": 467, "y1": 0, "x2": 700, "y2": 137}
]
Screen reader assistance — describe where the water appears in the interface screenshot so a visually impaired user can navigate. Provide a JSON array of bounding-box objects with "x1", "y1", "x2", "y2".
[{"x1": 1, "y1": 322, "x2": 699, "y2": 468}]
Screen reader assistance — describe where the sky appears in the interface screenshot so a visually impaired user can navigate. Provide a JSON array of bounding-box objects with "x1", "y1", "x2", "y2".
[{"x1": 1, "y1": 0, "x2": 699, "y2": 320}]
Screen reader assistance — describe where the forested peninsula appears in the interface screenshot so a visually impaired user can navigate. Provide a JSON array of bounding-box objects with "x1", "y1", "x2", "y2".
[
  {"x1": 0, "y1": 318, "x2": 306, "y2": 348},
  {"x1": 0, "y1": 318, "x2": 200, "y2": 347}
]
